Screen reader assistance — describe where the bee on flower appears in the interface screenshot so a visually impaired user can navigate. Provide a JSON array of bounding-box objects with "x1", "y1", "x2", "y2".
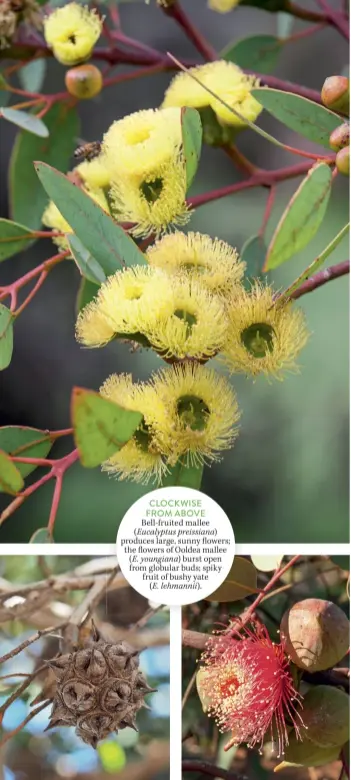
[
  {"x1": 198, "y1": 620, "x2": 304, "y2": 756},
  {"x1": 43, "y1": 3, "x2": 103, "y2": 66},
  {"x1": 222, "y1": 282, "x2": 309, "y2": 379}
]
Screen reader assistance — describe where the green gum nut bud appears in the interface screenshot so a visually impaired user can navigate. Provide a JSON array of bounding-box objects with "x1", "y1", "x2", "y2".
[
  {"x1": 336, "y1": 146, "x2": 350, "y2": 176},
  {"x1": 329, "y1": 122, "x2": 350, "y2": 151},
  {"x1": 275, "y1": 733, "x2": 343, "y2": 769},
  {"x1": 321, "y1": 76, "x2": 350, "y2": 116},
  {"x1": 301, "y1": 686, "x2": 350, "y2": 748},
  {"x1": 65, "y1": 64, "x2": 103, "y2": 100},
  {"x1": 280, "y1": 598, "x2": 350, "y2": 672}
]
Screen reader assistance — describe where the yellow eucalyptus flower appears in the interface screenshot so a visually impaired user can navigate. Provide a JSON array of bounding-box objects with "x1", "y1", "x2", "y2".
[
  {"x1": 163, "y1": 60, "x2": 262, "y2": 130},
  {"x1": 143, "y1": 276, "x2": 228, "y2": 359},
  {"x1": 103, "y1": 107, "x2": 183, "y2": 179},
  {"x1": 147, "y1": 363, "x2": 240, "y2": 466},
  {"x1": 208, "y1": 0, "x2": 241, "y2": 11},
  {"x1": 75, "y1": 157, "x2": 111, "y2": 190},
  {"x1": 76, "y1": 266, "x2": 174, "y2": 346},
  {"x1": 222, "y1": 282, "x2": 309, "y2": 379},
  {"x1": 99, "y1": 373, "x2": 167, "y2": 484},
  {"x1": 146, "y1": 231, "x2": 245, "y2": 293},
  {"x1": 44, "y1": 3, "x2": 102, "y2": 65},
  {"x1": 110, "y1": 155, "x2": 189, "y2": 238}
]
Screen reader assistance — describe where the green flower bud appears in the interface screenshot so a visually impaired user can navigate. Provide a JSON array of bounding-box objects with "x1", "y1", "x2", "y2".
[
  {"x1": 302, "y1": 686, "x2": 350, "y2": 748},
  {"x1": 336, "y1": 146, "x2": 350, "y2": 176},
  {"x1": 329, "y1": 122, "x2": 350, "y2": 151},
  {"x1": 65, "y1": 64, "x2": 103, "y2": 100},
  {"x1": 321, "y1": 76, "x2": 350, "y2": 116},
  {"x1": 275, "y1": 733, "x2": 342, "y2": 769},
  {"x1": 280, "y1": 599, "x2": 349, "y2": 672}
]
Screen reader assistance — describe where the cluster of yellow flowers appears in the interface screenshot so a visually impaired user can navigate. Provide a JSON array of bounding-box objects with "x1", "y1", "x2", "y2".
[{"x1": 40, "y1": 21, "x2": 309, "y2": 485}]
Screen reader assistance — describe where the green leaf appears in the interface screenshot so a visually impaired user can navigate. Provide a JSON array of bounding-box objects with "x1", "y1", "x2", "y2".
[
  {"x1": 329, "y1": 556, "x2": 350, "y2": 572},
  {"x1": 1, "y1": 108, "x2": 49, "y2": 137},
  {"x1": 19, "y1": 59, "x2": 47, "y2": 94},
  {"x1": 241, "y1": 234, "x2": 267, "y2": 283},
  {"x1": 205, "y1": 556, "x2": 259, "y2": 601},
  {"x1": 9, "y1": 103, "x2": 80, "y2": 229},
  {"x1": 0, "y1": 305, "x2": 14, "y2": 370},
  {"x1": 76, "y1": 278, "x2": 100, "y2": 314},
  {"x1": 222, "y1": 35, "x2": 281, "y2": 75},
  {"x1": 0, "y1": 449, "x2": 24, "y2": 494},
  {"x1": 68, "y1": 234, "x2": 106, "y2": 284},
  {"x1": 251, "y1": 88, "x2": 343, "y2": 148},
  {"x1": 181, "y1": 107, "x2": 202, "y2": 190},
  {"x1": 35, "y1": 163, "x2": 147, "y2": 274},
  {"x1": 0, "y1": 426, "x2": 53, "y2": 484},
  {"x1": 0, "y1": 218, "x2": 36, "y2": 262},
  {"x1": 264, "y1": 162, "x2": 332, "y2": 271},
  {"x1": 30, "y1": 527, "x2": 53, "y2": 543},
  {"x1": 72, "y1": 387, "x2": 143, "y2": 468},
  {"x1": 162, "y1": 460, "x2": 204, "y2": 489}
]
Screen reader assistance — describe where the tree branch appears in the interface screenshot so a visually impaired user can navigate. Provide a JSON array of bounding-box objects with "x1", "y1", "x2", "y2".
[
  {"x1": 290, "y1": 260, "x2": 349, "y2": 300},
  {"x1": 182, "y1": 760, "x2": 247, "y2": 779}
]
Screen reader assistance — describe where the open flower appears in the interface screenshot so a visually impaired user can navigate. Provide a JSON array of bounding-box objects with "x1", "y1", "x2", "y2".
[
  {"x1": 199, "y1": 620, "x2": 303, "y2": 756},
  {"x1": 44, "y1": 3, "x2": 102, "y2": 65},
  {"x1": 76, "y1": 266, "x2": 174, "y2": 347},
  {"x1": 143, "y1": 276, "x2": 227, "y2": 359},
  {"x1": 102, "y1": 107, "x2": 183, "y2": 179},
  {"x1": 162, "y1": 61, "x2": 262, "y2": 130},
  {"x1": 147, "y1": 363, "x2": 240, "y2": 466},
  {"x1": 99, "y1": 374, "x2": 167, "y2": 484},
  {"x1": 208, "y1": 0, "x2": 241, "y2": 11},
  {"x1": 222, "y1": 282, "x2": 309, "y2": 379},
  {"x1": 110, "y1": 155, "x2": 189, "y2": 238},
  {"x1": 75, "y1": 157, "x2": 111, "y2": 191},
  {"x1": 146, "y1": 231, "x2": 245, "y2": 293}
]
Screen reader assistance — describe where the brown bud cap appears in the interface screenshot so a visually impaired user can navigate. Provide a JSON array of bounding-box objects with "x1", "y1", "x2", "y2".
[
  {"x1": 336, "y1": 145, "x2": 350, "y2": 175},
  {"x1": 321, "y1": 76, "x2": 350, "y2": 116},
  {"x1": 280, "y1": 598, "x2": 349, "y2": 672},
  {"x1": 301, "y1": 685, "x2": 350, "y2": 748},
  {"x1": 329, "y1": 122, "x2": 350, "y2": 151},
  {"x1": 65, "y1": 64, "x2": 103, "y2": 100},
  {"x1": 277, "y1": 733, "x2": 342, "y2": 769}
]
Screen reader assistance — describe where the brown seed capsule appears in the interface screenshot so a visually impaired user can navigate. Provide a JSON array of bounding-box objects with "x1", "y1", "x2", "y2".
[
  {"x1": 46, "y1": 624, "x2": 156, "y2": 748},
  {"x1": 329, "y1": 122, "x2": 350, "y2": 151},
  {"x1": 65, "y1": 64, "x2": 103, "y2": 100},
  {"x1": 321, "y1": 76, "x2": 350, "y2": 116},
  {"x1": 301, "y1": 685, "x2": 350, "y2": 748},
  {"x1": 280, "y1": 598, "x2": 349, "y2": 672},
  {"x1": 277, "y1": 733, "x2": 343, "y2": 768},
  {"x1": 336, "y1": 145, "x2": 350, "y2": 175}
]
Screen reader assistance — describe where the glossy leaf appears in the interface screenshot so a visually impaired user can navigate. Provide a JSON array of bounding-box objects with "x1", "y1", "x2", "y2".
[
  {"x1": 205, "y1": 556, "x2": 259, "y2": 601},
  {"x1": 35, "y1": 163, "x2": 147, "y2": 274},
  {"x1": 0, "y1": 426, "x2": 53, "y2": 482},
  {"x1": 9, "y1": 103, "x2": 80, "y2": 229},
  {"x1": 19, "y1": 59, "x2": 46, "y2": 94},
  {"x1": 222, "y1": 35, "x2": 281, "y2": 75},
  {"x1": 1, "y1": 108, "x2": 49, "y2": 137},
  {"x1": 30, "y1": 527, "x2": 53, "y2": 543},
  {"x1": 68, "y1": 234, "x2": 106, "y2": 284},
  {"x1": 162, "y1": 460, "x2": 204, "y2": 489},
  {"x1": 76, "y1": 278, "x2": 100, "y2": 314},
  {"x1": 0, "y1": 305, "x2": 14, "y2": 370},
  {"x1": 264, "y1": 163, "x2": 332, "y2": 271},
  {"x1": 71, "y1": 387, "x2": 143, "y2": 468},
  {"x1": 251, "y1": 88, "x2": 343, "y2": 148},
  {"x1": 181, "y1": 107, "x2": 202, "y2": 190},
  {"x1": 0, "y1": 449, "x2": 24, "y2": 494},
  {"x1": 0, "y1": 218, "x2": 36, "y2": 262}
]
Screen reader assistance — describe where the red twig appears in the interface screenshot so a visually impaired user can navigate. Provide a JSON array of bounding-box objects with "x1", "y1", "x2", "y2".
[
  {"x1": 162, "y1": 1, "x2": 216, "y2": 61},
  {"x1": 182, "y1": 761, "x2": 243, "y2": 780},
  {"x1": 259, "y1": 185, "x2": 276, "y2": 237},
  {"x1": 315, "y1": 0, "x2": 349, "y2": 39},
  {"x1": 0, "y1": 250, "x2": 69, "y2": 314},
  {"x1": 290, "y1": 260, "x2": 349, "y2": 300}
]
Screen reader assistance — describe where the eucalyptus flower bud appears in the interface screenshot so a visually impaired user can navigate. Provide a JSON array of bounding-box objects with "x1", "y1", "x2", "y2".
[
  {"x1": 301, "y1": 685, "x2": 350, "y2": 748},
  {"x1": 280, "y1": 599, "x2": 349, "y2": 672},
  {"x1": 65, "y1": 64, "x2": 103, "y2": 100},
  {"x1": 321, "y1": 76, "x2": 350, "y2": 116},
  {"x1": 329, "y1": 122, "x2": 350, "y2": 151},
  {"x1": 336, "y1": 146, "x2": 350, "y2": 176}
]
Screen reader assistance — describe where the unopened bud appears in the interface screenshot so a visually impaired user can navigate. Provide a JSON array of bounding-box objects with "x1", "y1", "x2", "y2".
[
  {"x1": 321, "y1": 76, "x2": 349, "y2": 116},
  {"x1": 329, "y1": 122, "x2": 350, "y2": 151},
  {"x1": 65, "y1": 64, "x2": 103, "y2": 100},
  {"x1": 301, "y1": 686, "x2": 350, "y2": 748},
  {"x1": 336, "y1": 145, "x2": 350, "y2": 175},
  {"x1": 280, "y1": 598, "x2": 349, "y2": 672}
]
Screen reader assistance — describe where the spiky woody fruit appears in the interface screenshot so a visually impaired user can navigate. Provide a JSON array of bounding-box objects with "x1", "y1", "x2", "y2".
[
  {"x1": 65, "y1": 64, "x2": 103, "y2": 100},
  {"x1": 45, "y1": 623, "x2": 156, "y2": 747},
  {"x1": 280, "y1": 599, "x2": 350, "y2": 672}
]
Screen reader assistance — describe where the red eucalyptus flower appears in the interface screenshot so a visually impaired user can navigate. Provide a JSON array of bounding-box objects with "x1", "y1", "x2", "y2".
[{"x1": 199, "y1": 620, "x2": 304, "y2": 756}]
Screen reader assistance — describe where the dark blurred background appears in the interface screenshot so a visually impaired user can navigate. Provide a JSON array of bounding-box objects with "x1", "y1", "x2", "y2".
[{"x1": 0, "y1": 0, "x2": 349, "y2": 542}]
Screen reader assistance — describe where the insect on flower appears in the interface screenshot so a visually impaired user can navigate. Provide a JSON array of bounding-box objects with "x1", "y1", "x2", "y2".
[
  {"x1": 198, "y1": 619, "x2": 304, "y2": 757},
  {"x1": 74, "y1": 140, "x2": 102, "y2": 162}
]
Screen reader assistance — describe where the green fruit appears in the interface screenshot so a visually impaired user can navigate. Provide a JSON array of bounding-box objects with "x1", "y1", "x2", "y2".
[
  {"x1": 280, "y1": 599, "x2": 349, "y2": 672},
  {"x1": 336, "y1": 146, "x2": 350, "y2": 176},
  {"x1": 277, "y1": 734, "x2": 342, "y2": 769},
  {"x1": 65, "y1": 64, "x2": 103, "y2": 100},
  {"x1": 302, "y1": 686, "x2": 350, "y2": 748},
  {"x1": 321, "y1": 76, "x2": 350, "y2": 116}
]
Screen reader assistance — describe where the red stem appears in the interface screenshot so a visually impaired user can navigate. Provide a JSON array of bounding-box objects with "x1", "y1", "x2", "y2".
[
  {"x1": 48, "y1": 473, "x2": 64, "y2": 539},
  {"x1": 315, "y1": 0, "x2": 349, "y2": 39},
  {"x1": 290, "y1": 260, "x2": 349, "y2": 300},
  {"x1": 162, "y1": 1, "x2": 216, "y2": 61}
]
